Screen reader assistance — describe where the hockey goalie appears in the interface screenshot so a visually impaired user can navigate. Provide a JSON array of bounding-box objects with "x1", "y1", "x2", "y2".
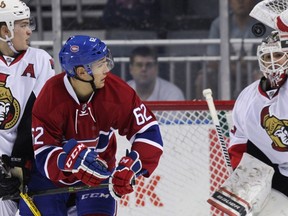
[{"x1": 208, "y1": 2, "x2": 288, "y2": 214}]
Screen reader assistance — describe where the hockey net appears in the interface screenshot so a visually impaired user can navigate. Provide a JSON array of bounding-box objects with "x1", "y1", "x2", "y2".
[{"x1": 116, "y1": 100, "x2": 235, "y2": 216}]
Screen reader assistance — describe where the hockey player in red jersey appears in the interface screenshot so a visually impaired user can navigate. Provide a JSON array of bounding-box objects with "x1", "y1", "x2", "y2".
[
  {"x1": 0, "y1": 0, "x2": 55, "y2": 215},
  {"x1": 228, "y1": 30, "x2": 288, "y2": 198},
  {"x1": 19, "y1": 35, "x2": 163, "y2": 215}
]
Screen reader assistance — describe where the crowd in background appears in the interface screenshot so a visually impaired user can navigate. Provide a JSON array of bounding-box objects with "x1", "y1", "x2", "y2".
[{"x1": 25, "y1": 0, "x2": 269, "y2": 100}]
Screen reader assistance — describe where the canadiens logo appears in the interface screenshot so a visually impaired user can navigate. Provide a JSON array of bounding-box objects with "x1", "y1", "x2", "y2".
[
  {"x1": 0, "y1": 74, "x2": 20, "y2": 130},
  {"x1": 70, "y1": 45, "x2": 79, "y2": 53}
]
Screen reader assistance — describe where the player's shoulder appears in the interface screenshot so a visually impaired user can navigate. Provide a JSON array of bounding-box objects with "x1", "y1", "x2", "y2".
[
  {"x1": 35, "y1": 73, "x2": 65, "y2": 104},
  {"x1": 45, "y1": 72, "x2": 65, "y2": 86},
  {"x1": 26, "y1": 47, "x2": 52, "y2": 59},
  {"x1": 39, "y1": 72, "x2": 65, "y2": 94},
  {"x1": 101, "y1": 73, "x2": 138, "y2": 103},
  {"x1": 234, "y1": 80, "x2": 260, "y2": 109},
  {"x1": 107, "y1": 73, "x2": 135, "y2": 92}
]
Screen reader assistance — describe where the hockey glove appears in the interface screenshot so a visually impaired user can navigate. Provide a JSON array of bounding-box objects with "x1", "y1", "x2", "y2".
[
  {"x1": 109, "y1": 150, "x2": 142, "y2": 200},
  {"x1": 0, "y1": 155, "x2": 21, "y2": 198},
  {"x1": 58, "y1": 139, "x2": 111, "y2": 186}
]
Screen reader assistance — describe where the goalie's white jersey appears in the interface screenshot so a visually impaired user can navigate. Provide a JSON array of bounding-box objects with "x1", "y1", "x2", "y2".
[
  {"x1": 229, "y1": 77, "x2": 288, "y2": 177},
  {"x1": 0, "y1": 47, "x2": 55, "y2": 158}
]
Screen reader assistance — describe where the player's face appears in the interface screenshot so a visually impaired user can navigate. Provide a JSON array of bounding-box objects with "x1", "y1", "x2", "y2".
[
  {"x1": 260, "y1": 51, "x2": 288, "y2": 87},
  {"x1": 129, "y1": 56, "x2": 158, "y2": 87},
  {"x1": 12, "y1": 19, "x2": 33, "y2": 51},
  {"x1": 261, "y1": 52, "x2": 288, "y2": 69},
  {"x1": 91, "y1": 57, "x2": 110, "y2": 89}
]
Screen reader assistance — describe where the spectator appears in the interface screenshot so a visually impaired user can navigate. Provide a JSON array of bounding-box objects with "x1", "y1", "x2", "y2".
[
  {"x1": 102, "y1": 0, "x2": 161, "y2": 30},
  {"x1": 195, "y1": 0, "x2": 272, "y2": 99},
  {"x1": 0, "y1": 0, "x2": 55, "y2": 215},
  {"x1": 127, "y1": 46, "x2": 185, "y2": 101}
]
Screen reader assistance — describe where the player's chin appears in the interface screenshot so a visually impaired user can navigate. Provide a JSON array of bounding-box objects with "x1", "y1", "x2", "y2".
[
  {"x1": 20, "y1": 43, "x2": 30, "y2": 50},
  {"x1": 24, "y1": 38, "x2": 31, "y2": 45},
  {"x1": 15, "y1": 45, "x2": 29, "y2": 52}
]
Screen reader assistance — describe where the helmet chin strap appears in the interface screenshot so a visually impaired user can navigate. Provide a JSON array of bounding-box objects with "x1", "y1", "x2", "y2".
[
  {"x1": 5, "y1": 35, "x2": 19, "y2": 54},
  {"x1": 74, "y1": 74, "x2": 97, "y2": 92}
]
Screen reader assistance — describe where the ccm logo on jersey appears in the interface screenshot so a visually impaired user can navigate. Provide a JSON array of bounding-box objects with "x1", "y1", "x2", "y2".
[{"x1": 65, "y1": 143, "x2": 86, "y2": 168}]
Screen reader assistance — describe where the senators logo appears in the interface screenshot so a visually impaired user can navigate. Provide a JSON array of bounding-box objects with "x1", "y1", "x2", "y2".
[
  {"x1": 0, "y1": 74, "x2": 20, "y2": 130},
  {"x1": 261, "y1": 106, "x2": 288, "y2": 151}
]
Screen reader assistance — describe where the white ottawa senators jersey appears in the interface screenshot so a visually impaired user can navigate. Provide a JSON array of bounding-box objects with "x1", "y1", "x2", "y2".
[
  {"x1": 228, "y1": 77, "x2": 288, "y2": 176},
  {"x1": 0, "y1": 47, "x2": 55, "y2": 157}
]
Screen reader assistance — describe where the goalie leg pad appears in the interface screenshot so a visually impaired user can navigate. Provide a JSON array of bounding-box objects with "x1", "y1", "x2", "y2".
[{"x1": 207, "y1": 153, "x2": 275, "y2": 215}]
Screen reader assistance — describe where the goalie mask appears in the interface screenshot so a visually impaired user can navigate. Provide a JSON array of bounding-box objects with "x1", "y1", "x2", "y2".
[
  {"x1": 0, "y1": 0, "x2": 33, "y2": 42},
  {"x1": 257, "y1": 31, "x2": 288, "y2": 88},
  {"x1": 59, "y1": 35, "x2": 114, "y2": 77}
]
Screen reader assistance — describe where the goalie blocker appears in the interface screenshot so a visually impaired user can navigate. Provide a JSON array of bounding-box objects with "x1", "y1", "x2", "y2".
[{"x1": 207, "y1": 153, "x2": 274, "y2": 216}]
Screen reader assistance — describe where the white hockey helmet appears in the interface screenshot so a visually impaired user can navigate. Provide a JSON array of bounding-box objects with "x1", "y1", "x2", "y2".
[
  {"x1": 0, "y1": 0, "x2": 30, "y2": 42},
  {"x1": 257, "y1": 31, "x2": 288, "y2": 88}
]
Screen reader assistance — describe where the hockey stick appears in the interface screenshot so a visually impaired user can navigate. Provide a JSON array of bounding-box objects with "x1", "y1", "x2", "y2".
[
  {"x1": 3, "y1": 183, "x2": 110, "y2": 216},
  {"x1": 3, "y1": 183, "x2": 110, "y2": 200},
  {"x1": 203, "y1": 88, "x2": 233, "y2": 174},
  {"x1": 0, "y1": 160, "x2": 41, "y2": 216},
  {"x1": 20, "y1": 192, "x2": 41, "y2": 216}
]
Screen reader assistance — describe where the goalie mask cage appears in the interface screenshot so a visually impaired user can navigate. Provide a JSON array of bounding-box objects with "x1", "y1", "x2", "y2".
[{"x1": 116, "y1": 100, "x2": 235, "y2": 216}]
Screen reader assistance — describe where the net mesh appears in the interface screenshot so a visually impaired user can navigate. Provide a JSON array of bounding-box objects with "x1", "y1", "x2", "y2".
[{"x1": 116, "y1": 101, "x2": 234, "y2": 216}]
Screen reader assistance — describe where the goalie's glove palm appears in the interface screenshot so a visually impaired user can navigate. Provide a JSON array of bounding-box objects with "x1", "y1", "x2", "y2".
[
  {"x1": 109, "y1": 150, "x2": 142, "y2": 200},
  {"x1": 58, "y1": 139, "x2": 111, "y2": 186}
]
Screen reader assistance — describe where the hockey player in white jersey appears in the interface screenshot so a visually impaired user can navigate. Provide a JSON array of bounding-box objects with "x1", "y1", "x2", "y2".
[
  {"x1": 226, "y1": 30, "x2": 288, "y2": 212},
  {"x1": 0, "y1": 0, "x2": 55, "y2": 215},
  {"x1": 208, "y1": 30, "x2": 288, "y2": 215}
]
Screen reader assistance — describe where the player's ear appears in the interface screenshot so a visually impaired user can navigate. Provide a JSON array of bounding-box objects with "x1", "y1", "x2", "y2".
[
  {"x1": 75, "y1": 66, "x2": 87, "y2": 77},
  {"x1": 0, "y1": 25, "x2": 10, "y2": 40}
]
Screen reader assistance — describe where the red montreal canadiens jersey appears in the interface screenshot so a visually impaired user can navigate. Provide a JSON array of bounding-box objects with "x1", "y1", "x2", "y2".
[
  {"x1": 228, "y1": 78, "x2": 288, "y2": 176},
  {"x1": 32, "y1": 72, "x2": 163, "y2": 186},
  {"x1": 0, "y1": 47, "x2": 55, "y2": 158}
]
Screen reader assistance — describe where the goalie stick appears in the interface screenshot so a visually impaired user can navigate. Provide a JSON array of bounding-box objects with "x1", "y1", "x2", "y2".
[
  {"x1": 203, "y1": 89, "x2": 233, "y2": 174},
  {"x1": 203, "y1": 89, "x2": 275, "y2": 216}
]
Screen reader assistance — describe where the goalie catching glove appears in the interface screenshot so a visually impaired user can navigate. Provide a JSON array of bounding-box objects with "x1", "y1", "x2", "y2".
[
  {"x1": 58, "y1": 139, "x2": 111, "y2": 186},
  {"x1": 109, "y1": 150, "x2": 142, "y2": 200}
]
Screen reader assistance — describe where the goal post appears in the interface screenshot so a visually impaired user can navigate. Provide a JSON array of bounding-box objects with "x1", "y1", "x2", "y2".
[{"x1": 116, "y1": 100, "x2": 235, "y2": 216}]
